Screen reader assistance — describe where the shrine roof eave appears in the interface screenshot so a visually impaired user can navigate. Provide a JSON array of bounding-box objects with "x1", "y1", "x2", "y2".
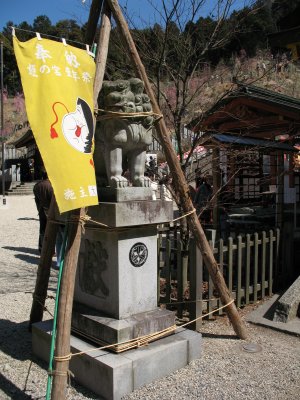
[
  {"x1": 188, "y1": 83, "x2": 300, "y2": 133},
  {"x1": 199, "y1": 133, "x2": 298, "y2": 153},
  {"x1": 13, "y1": 129, "x2": 34, "y2": 148},
  {"x1": 268, "y1": 25, "x2": 300, "y2": 47}
]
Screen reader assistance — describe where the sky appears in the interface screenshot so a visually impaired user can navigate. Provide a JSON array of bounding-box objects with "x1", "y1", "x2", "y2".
[{"x1": 0, "y1": 0, "x2": 248, "y2": 32}]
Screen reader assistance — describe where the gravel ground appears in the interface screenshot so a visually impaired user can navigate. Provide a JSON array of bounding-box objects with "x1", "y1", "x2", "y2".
[{"x1": 0, "y1": 195, "x2": 299, "y2": 400}]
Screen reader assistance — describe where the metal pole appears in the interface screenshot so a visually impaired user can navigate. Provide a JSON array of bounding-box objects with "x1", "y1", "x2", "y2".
[{"x1": 1, "y1": 41, "x2": 6, "y2": 205}]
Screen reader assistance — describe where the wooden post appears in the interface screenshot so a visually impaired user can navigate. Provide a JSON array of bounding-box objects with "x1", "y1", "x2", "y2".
[
  {"x1": 29, "y1": 197, "x2": 59, "y2": 328},
  {"x1": 50, "y1": 6, "x2": 112, "y2": 398},
  {"x1": 189, "y1": 240, "x2": 203, "y2": 331},
  {"x1": 85, "y1": 0, "x2": 103, "y2": 45},
  {"x1": 93, "y1": 1, "x2": 111, "y2": 106},
  {"x1": 106, "y1": 0, "x2": 248, "y2": 339},
  {"x1": 212, "y1": 147, "x2": 221, "y2": 229},
  {"x1": 276, "y1": 152, "x2": 284, "y2": 230},
  {"x1": 50, "y1": 208, "x2": 83, "y2": 399}
]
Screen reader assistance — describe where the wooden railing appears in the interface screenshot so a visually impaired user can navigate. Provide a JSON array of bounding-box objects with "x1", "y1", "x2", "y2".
[{"x1": 158, "y1": 227, "x2": 280, "y2": 328}]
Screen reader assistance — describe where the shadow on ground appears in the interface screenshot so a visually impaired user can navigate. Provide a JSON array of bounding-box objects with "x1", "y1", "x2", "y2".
[
  {"x1": 17, "y1": 218, "x2": 39, "y2": 221},
  {"x1": 201, "y1": 332, "x2": 240, "y2": 340},
  {"x1": 3, "y1": 246, "x2": 40, "y2": 256},
  {"x1": 0, "y1": 320, "x2": 31, "y2": 362},
  {"x1": 0, "y1": 319, "x2": 98, "y2": 399},
  {"x1": 0, "y1": 372, "x2": 32, "y2": 400},
  {"x1": 14, "y1": 254, "x2": 39, "y2": 265}
]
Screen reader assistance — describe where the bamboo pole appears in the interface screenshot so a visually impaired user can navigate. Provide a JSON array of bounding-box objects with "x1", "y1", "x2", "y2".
[
  {"x1": 29, "y1": 197, "x2": 59, "y2": 328},
  {"x1": 50, "y1": 6, "x2": 112, "y2": 398},
  {"x1": 106, "y1": 0, "x2": 248, "y2": 339}
]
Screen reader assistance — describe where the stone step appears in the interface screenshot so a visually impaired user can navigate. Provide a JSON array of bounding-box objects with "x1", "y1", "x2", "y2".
[
  {"x1": 20, "y1": 183, "x2": 36, "y2": 188},
  {"x1": 6, "y1": 181, "x2": 37, "y2": 196},
  {"x1": 8, "y1": 186, "x2": 33, "y2": 191},
  {"x1": 6, "y1": 191, "x2": 34, "y2": 196}
]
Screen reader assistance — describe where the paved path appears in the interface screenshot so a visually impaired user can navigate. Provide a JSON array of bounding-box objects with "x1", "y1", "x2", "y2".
[
  {"x1": 0, "y1": 196, "x2": 299, "y2": 400},
  {"x1": 0, "y1": 196, "x2": 94, "y2": 399},
  {"x1": 0, "y1": 196, "x2": 58, "y2": 295}
]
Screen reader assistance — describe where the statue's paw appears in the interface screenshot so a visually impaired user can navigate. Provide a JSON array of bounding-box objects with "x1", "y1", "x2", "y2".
[
  {"x1": 110, "y1": 175, "x2": 129, "y2": 188},
  {"x1": 133, "y1": 176, "x2": 151, "y2": 187}
]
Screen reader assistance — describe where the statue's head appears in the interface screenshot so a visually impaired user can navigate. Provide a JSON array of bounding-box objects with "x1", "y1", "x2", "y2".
[{"x1": 98, "y1": 78, "x2": 153, "y2": 127}]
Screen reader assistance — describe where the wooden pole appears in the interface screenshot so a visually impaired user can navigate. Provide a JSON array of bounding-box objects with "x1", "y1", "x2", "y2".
[
  {"x1": 212, "y1": 147, "x2": 221, "y2": 229},
  {"x1": 50, "y1": 208, "x2": 82, "y2": 399},
  {"x1": 93, "y1": 1, "x2": 111, "y2": 106},
  {"x1": 30, "y1": 2, "x2": 111, "y2": 332},
  {"x1": 29, "y1": 197, "x2": 59, "y2": 329},
  {"x1": 50, "y1": 6, "x2": 112, "y2": 399},
  {"x1": 85, "y1": 0, "x2": 103, "y2": 45},
  {"x1": 106, "y1": 0, "x2": 248, "y2": 339}
]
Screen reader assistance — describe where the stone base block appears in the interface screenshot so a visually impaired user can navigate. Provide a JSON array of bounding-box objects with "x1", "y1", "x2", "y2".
[
  {"x1": 32, "y1": 320, "x2": 202, "y2": 400},
  {"x1": 72, "y1": 302, "x2": 176, "y2": 347},
  {"x1": 273, "y1": 275, "x2": 300, "y2": 323},
  {"x1": 98, "y1": 187, "x2": 153, "y2": 202},
  {"x1": 87, "y1": 200, "x2": 173, "y2": 227}
]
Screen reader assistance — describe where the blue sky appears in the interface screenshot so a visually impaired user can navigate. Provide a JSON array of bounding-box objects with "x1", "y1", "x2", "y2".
[
  {"x1": 0, "y1": 0, "x2": 248, "y2": 32},
  {"x1": 0, "y1": 0, "x2": 91, "y2": 30}
]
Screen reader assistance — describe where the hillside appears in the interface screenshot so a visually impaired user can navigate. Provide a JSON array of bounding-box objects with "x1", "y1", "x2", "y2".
[
  {"x1": 2, "y1": 94, "x2": 28, "y2": 145},
  {"x1": 2, "y1": 51, "x2": 300, "y2": 147}
]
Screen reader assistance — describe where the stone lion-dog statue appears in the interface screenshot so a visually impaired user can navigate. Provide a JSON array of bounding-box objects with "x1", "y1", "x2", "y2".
[{"x1": 94, "y1": 78, "x2": 154, "y2": 189}]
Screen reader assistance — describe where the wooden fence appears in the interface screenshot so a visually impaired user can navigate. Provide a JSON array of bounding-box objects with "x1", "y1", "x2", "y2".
[{"x1": 158, "y1": 226, "x2": 280, "y2": 329}]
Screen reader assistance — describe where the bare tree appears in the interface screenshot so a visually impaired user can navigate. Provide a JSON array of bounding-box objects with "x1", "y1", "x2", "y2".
[{"x1": 124, "y1": 0, "x2": 256, "y2": 166}]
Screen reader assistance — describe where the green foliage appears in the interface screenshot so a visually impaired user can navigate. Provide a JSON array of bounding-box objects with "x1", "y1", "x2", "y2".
[
  {"x1": 0, "y1": 4, "x2": 279, "y2": 93},
  {"x1": 225, "y1": 3, "x2": 275, "y2": 57},
  {"x1": 1, "y1": 16, "x2": 85, "y2": 95},
  {"x1": 271, "y1": 0, "x2": 300, "y2": 29},
  {"x1": 106, "y1": 27, "x2": 134, "y2": 80},
  {"x1": 1, "y1": 2, "x2": 299, "y2": 108},
  {"x1": 33, "y1": 16, "x2": 52, "y2": 35},
  {"x1": 53, "y1": 19, "x2": 84, "y2": 43}
]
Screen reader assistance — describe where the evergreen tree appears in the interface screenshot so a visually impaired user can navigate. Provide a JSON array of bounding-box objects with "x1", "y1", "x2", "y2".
[{"x1": 32, "y1": 16, "x2": 53, "y2": 35}]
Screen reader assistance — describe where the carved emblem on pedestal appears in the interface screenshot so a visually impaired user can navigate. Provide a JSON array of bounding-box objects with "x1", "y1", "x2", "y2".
[
  {"x1": 79, "y1": 239, "x2": 109, "y2": 298},
  {"x1": 129, "y1": 242, "x2": 148, "y2": 267}
]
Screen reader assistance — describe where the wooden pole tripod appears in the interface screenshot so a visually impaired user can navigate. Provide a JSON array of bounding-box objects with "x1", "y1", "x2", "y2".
[
  {"x1": 105, "y1": 0, "x2": 248, "y2": 340},
  {"x1": 49, "y1": 0, "x2": 248, "y2": 398}
]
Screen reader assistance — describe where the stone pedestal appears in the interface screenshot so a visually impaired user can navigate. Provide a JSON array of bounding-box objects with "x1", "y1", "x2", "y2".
[
  {"x1": 74, "y1": 225, "x2": 158, "y2": 319},
  {"x1": 72, "y1": 199, "x2": 175, "y2": 344},
  {"x1": 32, "y1": 320, "x2": 202, "y2": 400},
  {"x1": 32, "y1": 196, "x2": 203, "y2": 399}
]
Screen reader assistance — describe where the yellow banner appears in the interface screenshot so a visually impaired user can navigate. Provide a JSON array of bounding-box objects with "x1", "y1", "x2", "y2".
[{"x1": 13, "y1": 35, "x2": 98, "y2": 213}]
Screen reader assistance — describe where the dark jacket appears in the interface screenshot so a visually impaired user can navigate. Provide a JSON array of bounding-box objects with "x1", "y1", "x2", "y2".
[{"x1": 33, "y1": 179, "x2": 53, "y2": 215}]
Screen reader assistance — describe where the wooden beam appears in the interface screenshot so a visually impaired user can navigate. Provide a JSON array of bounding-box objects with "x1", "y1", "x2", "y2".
[
  {"x1": 85, "y1": 0, "x2": 103, "y2": 45},
  {"x1": 107, "y1": 0, "x2": 248, "y2": 340},
  {"x1": 29, "y1": 197, "x2": 59, "y2": 328},
  {"x1": 235, "y1": 131, "x2": 286, "y2": 140},
  {"x1": 239, "y1": 98, "x2": 300, "y2": 121},
  {"x1": 50, "y1": 208, "x2": 83, "y2": 400},
  {"x1": 201, "y1": 98, "x2": 247, "y2": 127},
  {"x1": 93, "y1": 2, "x2": 111, "y2": 106},
  {"x1": 218, "y1": 117, "x2": 289, "y2": 132},
  {"x1": 212, "y1": 148, "x2": 221, "y2": 229},
  {"x1": 201, "y1": 96, "x2": 300, "y2": 131}
]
